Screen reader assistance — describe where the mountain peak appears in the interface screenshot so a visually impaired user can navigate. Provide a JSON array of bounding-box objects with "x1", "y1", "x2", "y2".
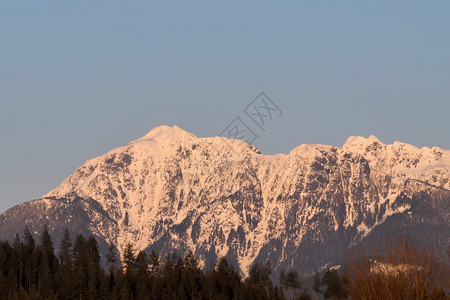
[
  {"x1": 134, "y1": 125, "x2": 196, "y2": 144},
  {"x1": 342, "y1": 135, "x2": 383, "y2": 151}
]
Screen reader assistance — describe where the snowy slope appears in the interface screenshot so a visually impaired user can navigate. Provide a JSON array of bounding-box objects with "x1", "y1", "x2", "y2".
[{"x1": 1, "y1": 126, "x2": 449, "y2": 274}]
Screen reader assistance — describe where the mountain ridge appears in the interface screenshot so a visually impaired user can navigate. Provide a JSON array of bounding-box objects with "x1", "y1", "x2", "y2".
[{"x1": 1, "y1": 125, "x2": 449, "y2": 275}]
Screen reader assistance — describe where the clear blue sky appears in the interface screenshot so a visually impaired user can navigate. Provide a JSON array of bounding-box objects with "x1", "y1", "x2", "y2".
[{"x1": 1, "y1": 1, "x2": 449, "y2": 213}]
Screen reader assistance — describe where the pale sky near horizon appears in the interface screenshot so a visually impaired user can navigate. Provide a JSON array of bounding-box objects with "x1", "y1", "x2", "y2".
[{"x1": 1, "y1": 1, "x2": 449, "y2": 213}]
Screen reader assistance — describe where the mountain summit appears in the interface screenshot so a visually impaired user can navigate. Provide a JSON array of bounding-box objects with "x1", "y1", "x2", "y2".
[
  {"x1": 1, "y1": 126, "x2": 449, "y2": 274},
  {"x1": 133, "y1": 125, "x2": 196, "y2": 143}
]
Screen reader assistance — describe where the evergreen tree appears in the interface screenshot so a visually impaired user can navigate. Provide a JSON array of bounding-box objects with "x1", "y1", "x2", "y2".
[
  {"x1": 106, "y1": 241, "x2": 118, "y2": 273},
  {"x1": 312, "y1": 270, "x2": 322, "y2": 297},
  {"x1": 123, "y1": 242, "x2": 136, "y2": 278},
  {"x1": 21, "y1": 225, "x2": 35, "y2": 293},
  {"x1": 249, "y1": 260, "x2": 272, "y2": 286},
  {"x1": 122, "y1": 242, "x2": 137, "y2": 298},
  {"x1": 57, "y1": 229, "x2": 72, "y2": 300},
  {"x1": 72, "y1": 233, "x2": 88, "y2": 299},
  {"x1": 58, "y1": 228, "x2": 72, "y2": 267},
  {"x1": 209, "y1": 257, "x2": 241, "y2": 299},
  {"x1": 0, "y1": 244, "x2": 7, "y2": 296},
  {"x1": 113, "y1": 267, "x2": 126, "y2": 299},
  {"x1": 87, "y1": 237, "x2": 101, "y2": 265},
  {"x1": 163, "y1": 251, "x2": 175, "y2": 272},
  {"x1": 148, "y1": 249, "x2": 160, "y2": 275},
  {"x1": 38, "y1": 225, "x2": 58, "y2": 297},
  {"x1": 106, "y1": 240, "x2": 118, "y2": 290},
  {"x1": 162, "y1": 252, "x2": 182, "y2": 298},
  {"x1": 136, "y1": 251, "x2": 148, "y2": 275},
  {"x1": 297, "y1": 290, "x2": 312, "y2": 300},
  {"x1": 39, "y1": 225, "x2": 54, "y2": 257},
  {"x1": 73, "y1": 233, "x2": 87, "y2": 267},
  {"x1": 28, "y1": 246, "x2": 40, "y2": 293},
  {"x1": 280, "y1": 269, "x2": 302, "y2": 299},
  {"x1": 183, "y1": 250, "x2": 197, "y2": 269},
  {"x1": 321, "y1": 270, "x2": 346, "y2": 299},
  {"x1": 6, "y1": 245, "x2": 18, "y2": 294},
  {"x1": 13, "y1": 234, "x2": 21, "y2": 249},
  {"x1": 180, "y1": 251, "x2": 203, "y2": 299},
  {"x1": 135, "y1": 251, "x2": 149, "y2": 298},
  {"x1": 22, "y1": 225, "x2": 35, "y2": 251},
  {"x1": 87, "y1": 236, "x2": 102, "y2": 298}
]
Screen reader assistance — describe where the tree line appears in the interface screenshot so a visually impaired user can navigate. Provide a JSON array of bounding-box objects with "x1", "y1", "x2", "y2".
[{"x1": 0, "y1": 226, "x2": 447, "y2": 299}]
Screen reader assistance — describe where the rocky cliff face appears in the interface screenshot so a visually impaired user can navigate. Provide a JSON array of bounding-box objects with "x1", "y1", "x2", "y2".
[{"x1": 1, "y1": 126, "x2": 449, "y2": 274}]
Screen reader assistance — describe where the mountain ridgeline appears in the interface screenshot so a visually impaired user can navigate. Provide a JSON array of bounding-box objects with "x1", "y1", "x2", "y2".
[{"x1": 0, "y1": 126, "x2": 449, "y2": 275}]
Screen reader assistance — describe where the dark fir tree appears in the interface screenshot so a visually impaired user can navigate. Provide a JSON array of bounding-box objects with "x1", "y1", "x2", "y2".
[
  {"x1": 280, "y1": 269, "x2": 302, "y2": 300},
  {"x1": 123, "y1": 242, "x2": 136, "y2": 278},
  {"x1": 106, "y1": 240, "x2": 118, "y2": 290},
  {"x1": 135, "y1": 251, "x2": 150, "y2": 298},
  {"x1": 13, "y1": 234, "x2": 20, "y2": 249},
  {"x1": 148, "y1": 249, "x2": 160, "y2": 275},
  {"x1": 321, "y1": 269, "x2": 347, "y2": 299},
  {"x1": 38, "y1": 225, "x2": 58, "y2": 298},
  {"x1": 22, "y1": 225, "x2": 35, "y2": 251},
  {"x1": 72, "y1": 233, "x2": 88, "y2": 298},
  {"x1": 86, "y1": 236, "x2": 103, "y2": 298},
  {"x1": 312, "y1": 270, "x2": 322, "y2": 297},
  {"x1": 58, "y1": 229, "x2": 73, "y2": 298}
]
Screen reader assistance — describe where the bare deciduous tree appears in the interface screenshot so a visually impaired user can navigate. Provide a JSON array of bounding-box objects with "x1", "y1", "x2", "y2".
[{"x1": 345, "y1": 237, "x2": 447, "y2": 299}]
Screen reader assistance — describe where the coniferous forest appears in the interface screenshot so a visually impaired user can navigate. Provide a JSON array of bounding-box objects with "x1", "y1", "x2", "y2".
[
  {"x1": 0, "y1": 226, "x2": 447, "y2": 299},
  {"x1": 0, "y1": 226, "x2": 320, "y2": 300}
]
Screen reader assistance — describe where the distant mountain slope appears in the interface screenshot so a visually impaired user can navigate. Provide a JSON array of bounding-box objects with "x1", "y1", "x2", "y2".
[{"x1": 1, "y1": 126, "x2": 449, "y2": 274}]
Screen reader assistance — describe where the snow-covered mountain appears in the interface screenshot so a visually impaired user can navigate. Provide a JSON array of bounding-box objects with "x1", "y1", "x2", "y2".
[{"x1": 1, "y1": 126, "x2": 449, "y2": 274}]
